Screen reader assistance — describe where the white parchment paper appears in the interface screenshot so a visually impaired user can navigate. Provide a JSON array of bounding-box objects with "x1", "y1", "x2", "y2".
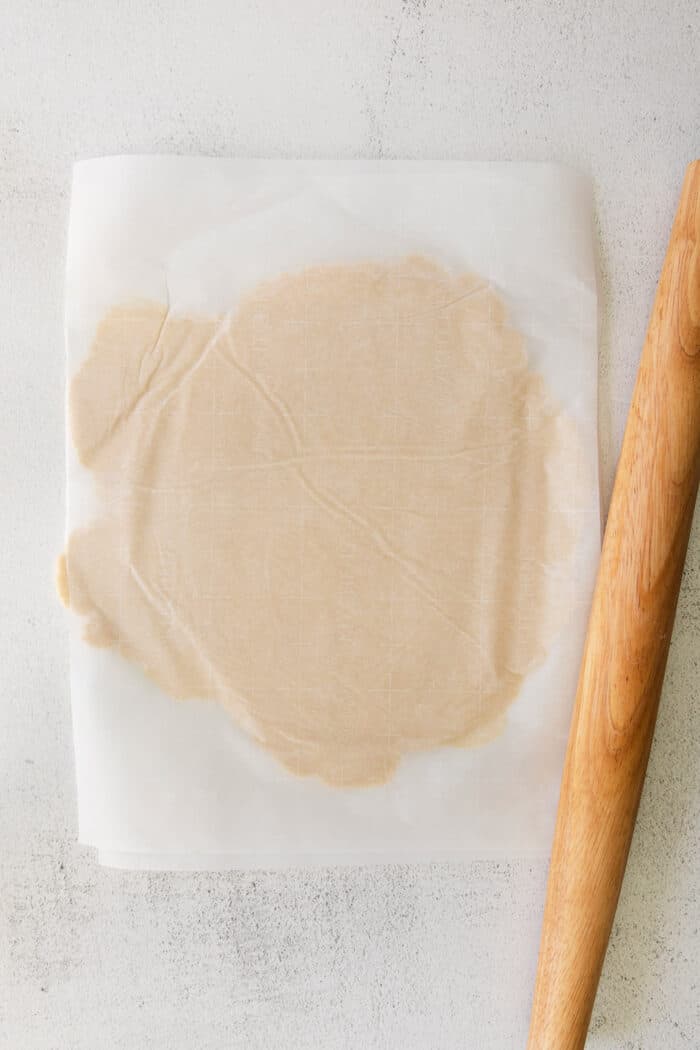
[{"x1": 64, "y1": 157, "x2": 599, "y2": 869}]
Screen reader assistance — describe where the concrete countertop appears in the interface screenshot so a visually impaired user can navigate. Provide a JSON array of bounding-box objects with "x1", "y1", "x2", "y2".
[{"x1": 2, "y1": 2, "x2": 698, "y2": 1047}]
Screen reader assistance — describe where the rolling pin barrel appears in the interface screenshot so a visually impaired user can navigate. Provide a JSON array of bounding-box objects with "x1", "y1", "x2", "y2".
[{"x1": 527, "y1": 160, "x2": 700, "y2": 1049}]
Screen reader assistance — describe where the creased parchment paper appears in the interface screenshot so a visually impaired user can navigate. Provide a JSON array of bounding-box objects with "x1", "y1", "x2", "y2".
[{"x1": 62, "y1": 158, "x2": 599, "y2": 869}]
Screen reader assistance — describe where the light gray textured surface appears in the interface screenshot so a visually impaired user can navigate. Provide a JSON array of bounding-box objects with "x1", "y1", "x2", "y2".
[{"x1": 1, "y1": 2, "x2": 698, "y2": 1047}]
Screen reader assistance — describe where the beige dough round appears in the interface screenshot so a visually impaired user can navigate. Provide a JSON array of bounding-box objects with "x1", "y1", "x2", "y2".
[{"x1": 61, "y1": 256, "x2": 581, "y2": 786}]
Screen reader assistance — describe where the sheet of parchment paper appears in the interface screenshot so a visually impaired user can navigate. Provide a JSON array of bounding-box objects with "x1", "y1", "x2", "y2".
[{"x1": 62, "y1": 157, "x2": 599, "y2": 869}]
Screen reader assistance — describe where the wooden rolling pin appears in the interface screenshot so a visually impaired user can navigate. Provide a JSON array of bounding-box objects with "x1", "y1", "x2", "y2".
[{"x1": 527, "y1": 159, "x2": 700, "y2": 1050}]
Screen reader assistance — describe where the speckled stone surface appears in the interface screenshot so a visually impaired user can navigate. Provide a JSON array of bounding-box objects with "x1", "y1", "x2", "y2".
[{"x1": 1, "y1": 3, "x2": 698, "y2": 1047}]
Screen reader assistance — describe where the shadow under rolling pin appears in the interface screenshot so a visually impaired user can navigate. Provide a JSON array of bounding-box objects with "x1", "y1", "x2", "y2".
[{"x1": 527, "y1": 160, "x2": 700, "y2": 1050}]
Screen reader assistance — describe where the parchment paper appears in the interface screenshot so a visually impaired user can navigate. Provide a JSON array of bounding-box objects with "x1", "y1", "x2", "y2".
[{"x1": 63, "y1": 157, "x2": 599, "y2": 869}]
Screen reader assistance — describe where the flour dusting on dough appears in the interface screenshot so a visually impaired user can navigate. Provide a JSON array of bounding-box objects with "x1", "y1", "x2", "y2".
[{"x1": 60, "y1": 256, "x2": 583, "y2": 786}]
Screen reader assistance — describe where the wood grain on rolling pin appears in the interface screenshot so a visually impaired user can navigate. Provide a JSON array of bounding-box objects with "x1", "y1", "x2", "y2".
[{"x1": 527, "y1": 160, "x2": 700, "y2": 1050}]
